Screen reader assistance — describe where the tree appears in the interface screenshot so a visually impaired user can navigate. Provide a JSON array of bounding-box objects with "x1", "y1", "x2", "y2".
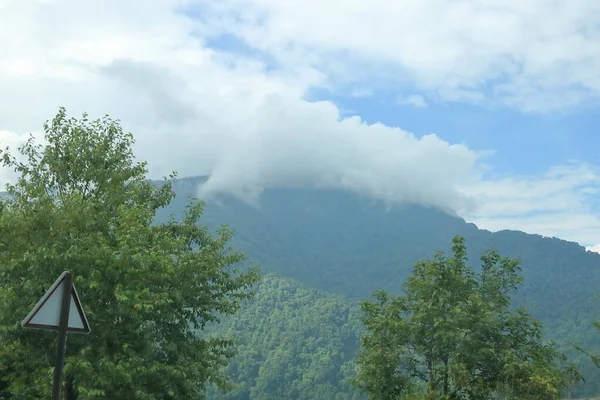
[
  {"x1": 574, "y1": 301, "x2": 600, "y2": 375},
  {"x1": 354, "y1": 236, "x2": 581, "y2": 400},
  {"x1": 0, "y1": 108, "x2": 260, "y2": 399}
]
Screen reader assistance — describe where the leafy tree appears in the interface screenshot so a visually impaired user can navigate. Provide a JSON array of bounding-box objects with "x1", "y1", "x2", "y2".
[
  {"x1": 574, "y1": 301, "x2": 600, "y2": 374},
  {"x1": 354, "y1": 236, "x2": 581, "y2": 400},
  {"x1": 0, "y1": 108, "x2": 259, "y2": 399},
  {"x1": 203, "y1": 274, "x2": 365, "y2": 400}
]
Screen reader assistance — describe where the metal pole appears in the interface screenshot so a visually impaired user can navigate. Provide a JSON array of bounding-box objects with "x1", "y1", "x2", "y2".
[{"x1": 52, "y1": 272, "x2": 72, "y2": 400}]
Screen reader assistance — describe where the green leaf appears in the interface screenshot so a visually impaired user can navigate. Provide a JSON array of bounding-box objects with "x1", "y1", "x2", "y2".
[{"x1": 0, "y1": 108, "x2": 260, "y2": 399}]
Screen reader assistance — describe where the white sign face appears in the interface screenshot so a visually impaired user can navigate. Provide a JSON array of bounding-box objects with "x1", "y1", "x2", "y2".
[{"x1": 22, "y1": 271, "x2": 91, "y2": 334}]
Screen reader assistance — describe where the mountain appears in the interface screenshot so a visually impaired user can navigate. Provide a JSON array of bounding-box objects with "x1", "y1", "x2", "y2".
[
  {"x1": 159, "y1": 177, "x2": 600, "y2": 327},
  {"x1": 4, "y1": 175, "x2": 600, "y2": 397},
  {"x1": 158, "y1": 176, "x2": 600, "y2": 398}
]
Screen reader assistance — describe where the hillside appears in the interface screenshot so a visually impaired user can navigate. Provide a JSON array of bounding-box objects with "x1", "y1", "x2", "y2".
[
  {"x1": 158, "y1": 177, "x2": 600, "y2": 327},
  {"x1": 203, "y1": 275, "x2": 365, "y2": 400},
  {"x1": 157, "y1": 176, "x2": 600, "y2": 398},
  {"x1": 4, "y1": 175, "x2": 599, "y2": 397}
]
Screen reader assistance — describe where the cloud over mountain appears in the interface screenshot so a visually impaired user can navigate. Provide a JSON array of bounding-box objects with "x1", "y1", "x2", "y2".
[{"x1": 1, "y1": 0, "x2": 599, "y2": 250}]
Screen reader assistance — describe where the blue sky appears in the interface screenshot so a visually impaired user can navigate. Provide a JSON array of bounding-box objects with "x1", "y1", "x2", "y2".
[
  {"x1": 201, "y1": 11, "x2": 600, "y2": 178},
  {"x1": 314, "y1": 91, "x2": 600, "y2": 176},
  {"x1": 0, "y1": 0, "x2": 599, "y2": 250}
]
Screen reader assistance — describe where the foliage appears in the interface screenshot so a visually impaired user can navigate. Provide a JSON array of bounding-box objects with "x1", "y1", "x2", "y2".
[
  {"x1": 574, "y1": 304, "x2": 600, "y2": 382},
  {"x1": 0, "y1": 109, "x2": 259, "y2": 399},
  {"x1": 354, "y1": 236, "x2": 582, "y2": 400},
  {"x1": 150, "y1": 177, "x2": 600, "y2": 397},
  {"x1": 203, "y1": 274, "x2": 365, "y2": 400}
]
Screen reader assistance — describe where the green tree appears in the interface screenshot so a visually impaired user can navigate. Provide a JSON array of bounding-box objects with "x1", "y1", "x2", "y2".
[
  {"x1": 354, "y1": 236, "x2": 581, "y2": 400},
  {"x1": 203, "y1": 274, "x2": 365, "y2": 400},
  {"x1": 0, "y1": 108, "x2": 260, "y2": 399},
  {"x1": 574, "y1": 303, "x2": 600, "y2": 375}
]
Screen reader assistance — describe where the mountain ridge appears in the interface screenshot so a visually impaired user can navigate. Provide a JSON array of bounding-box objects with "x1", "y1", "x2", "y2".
[{"x1": 3, "y1": 175, "x2": 600, "y2": 397}]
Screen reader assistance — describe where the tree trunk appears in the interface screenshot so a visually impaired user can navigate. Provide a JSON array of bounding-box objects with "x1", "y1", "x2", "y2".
[
  {"x1": 65, "y1": 377, "x2": 76, "y2": 400},
  {"x1": 443, "y1": 359, "x2": 449, "y2": 396}
]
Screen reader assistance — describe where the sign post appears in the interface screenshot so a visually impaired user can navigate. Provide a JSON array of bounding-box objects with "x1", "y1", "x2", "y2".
[
  {"x1": 51, "y1": 272, "x2": 72, "y2": 400},
  {"x1": 22, "y1": 271, "x2": 91, "y2": 400}
]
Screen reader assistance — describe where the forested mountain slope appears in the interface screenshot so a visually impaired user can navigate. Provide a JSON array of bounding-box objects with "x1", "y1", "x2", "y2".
[
  {"x1": 4, "y1": 174, "x2": 597, "y2": 397},
  {"x1": 155, "y1": 176, "x2": 600, "y2": 397},
  {"x1": 203, "y1": 275, "x2": 365, "y2": 400},
  {"x1": 158, "y1": 177, "x2": 600, "y2": 327}
]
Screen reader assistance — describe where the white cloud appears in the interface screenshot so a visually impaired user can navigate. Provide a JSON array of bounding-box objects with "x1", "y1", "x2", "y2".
[
  {"x1": 586, "y1": 244, "x2": 600, "y2": 254},
  {"x1": 349, "y1": 87, "x2": 374, "y2": 98},
  {"x1": 192, "y1": 0, "x2": 600, "y2": 113},
  {"x1": 0, "y1": 0, "x2": 599, "y2": 251},
  {"x1": 197, "y1": 97, "x2": 483, "y2": 212},
  {"x1": 397, "y1": 94, "x2": 427, "y2": 108},
  {"x1": 461, "y1": 162, "x2": 600, "y2": 248},
  {"x1": 0, "y1": 0, "x2": 484, "y2": 214}
]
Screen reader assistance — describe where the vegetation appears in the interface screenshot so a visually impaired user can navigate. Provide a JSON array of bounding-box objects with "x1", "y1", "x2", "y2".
[
  {"x1": 154, "y1": 179, "x2": 600, "y2": 397},
  {"x1": 575, "y1": 311, "x2": 600, "y2": 381},
  {"x1": 1, "y1": 110, "x2": 600, "y2": 399},
  {"x1": 355, "y1": 236, "x2": 581, "y2": 399},
  {"x1": 203, "y1": 275, "x2": 365, "y2": 400},
  {"x1": 0, "y1": 109, "x2": 259, "y2": 399}
]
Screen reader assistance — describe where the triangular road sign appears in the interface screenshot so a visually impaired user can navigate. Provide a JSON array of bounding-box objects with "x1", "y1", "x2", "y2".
[{"x1": 22, "y1": 271, "x2": 91, "y2": 334}]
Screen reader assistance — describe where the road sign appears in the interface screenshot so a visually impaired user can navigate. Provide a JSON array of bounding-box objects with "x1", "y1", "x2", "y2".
[
  {"x1": 22, "y1": 271, "x2": 91, "y2": 400},
  {"x1": 22, "y1": 271, "x2": 90, "y2": 334}
]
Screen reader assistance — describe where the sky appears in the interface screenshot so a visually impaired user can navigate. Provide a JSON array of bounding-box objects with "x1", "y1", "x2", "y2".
[{"x1": 1, "y1": 0, "x2": 600, "y2": 251}]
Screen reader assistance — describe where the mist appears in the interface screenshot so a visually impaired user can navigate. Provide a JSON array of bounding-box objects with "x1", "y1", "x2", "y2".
[{"x1": 194, "y1": 94, "x2": 485, "y2": 214}]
